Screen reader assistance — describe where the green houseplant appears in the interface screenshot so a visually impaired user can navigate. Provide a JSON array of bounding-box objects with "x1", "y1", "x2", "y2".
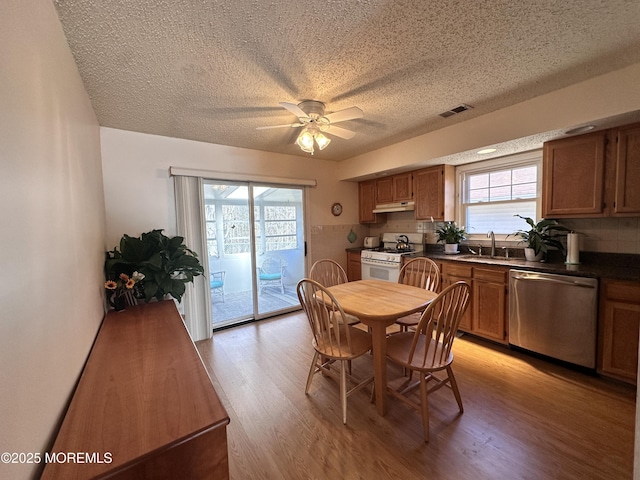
[
  {"x1": 435, "y1": 221, "x2": 467, "y2": 253},
  {"x1": 510, "y1": 215, "x2": 570, "y2": 261},
  {"x1": 105, "y1": 229, "x2": 204, "y2": 302}
]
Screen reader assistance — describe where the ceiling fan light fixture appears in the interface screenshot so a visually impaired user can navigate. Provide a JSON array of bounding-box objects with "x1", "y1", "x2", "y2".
[
  {"x1": 296, "y1": 128, "x2": 315, "y2": 154},
  {"x1": 264, "y1": 100, "x2": 361, "y2": 154},
  {"x1": 315, "y1": 132, "x2": 331, "y2": 150}
]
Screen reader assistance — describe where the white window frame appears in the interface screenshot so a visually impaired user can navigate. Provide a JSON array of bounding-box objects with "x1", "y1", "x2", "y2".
[{"x1": 455, "y1": 150, "x2": 542, "y2": 243}]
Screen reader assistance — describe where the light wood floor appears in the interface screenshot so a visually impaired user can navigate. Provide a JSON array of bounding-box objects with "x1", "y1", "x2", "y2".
[{"x1": 196, "y1": 311, "x2": 636, "y2": 480}]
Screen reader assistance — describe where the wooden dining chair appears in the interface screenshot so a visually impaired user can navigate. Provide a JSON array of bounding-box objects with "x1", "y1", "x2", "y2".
[
  {"x1": 394, "y1": 257, "x2": 441, "y2": 332},
  {"x1": 309, "y1": 259, "x2": 360, "y2": 325},
  {"x1": 309, "y1": 259, "x2": 348, "y2": 287},
  {"x1": 297, "y1": 278, "x2": 374, "y2": 424},
  {"x1": 385, "y1": 281, "x2": 471, "y2": 442}
]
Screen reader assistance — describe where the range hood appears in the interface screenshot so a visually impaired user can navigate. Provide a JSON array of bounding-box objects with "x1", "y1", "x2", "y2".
[{"x1": 372, "y1": 201, "x2": 415, "y2": 213}]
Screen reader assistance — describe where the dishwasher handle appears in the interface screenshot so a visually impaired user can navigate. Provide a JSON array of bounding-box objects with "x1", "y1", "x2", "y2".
[{"x1": 511, "y1": 274, "x2": 596, "y2": 288}]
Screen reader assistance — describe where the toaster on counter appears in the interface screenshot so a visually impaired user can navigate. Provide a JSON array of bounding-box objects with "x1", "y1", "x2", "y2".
[{"x1": 364, "y1": 236, "x2": 380, "y2": 248}]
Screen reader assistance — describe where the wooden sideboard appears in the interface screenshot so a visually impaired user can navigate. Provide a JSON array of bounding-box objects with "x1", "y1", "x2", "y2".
[{"x1": 41, "y1": 301, "x2": 229, "y2": 479}]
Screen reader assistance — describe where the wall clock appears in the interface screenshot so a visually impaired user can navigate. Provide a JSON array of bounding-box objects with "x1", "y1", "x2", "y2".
[{"x1": 331, "y1": 202, "x2": 343, "y2": 216}]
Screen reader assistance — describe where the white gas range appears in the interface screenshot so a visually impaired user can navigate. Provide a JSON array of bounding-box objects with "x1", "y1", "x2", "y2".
[{"x1": 361, "y1": 233, "x2": 425, "y2": 283}]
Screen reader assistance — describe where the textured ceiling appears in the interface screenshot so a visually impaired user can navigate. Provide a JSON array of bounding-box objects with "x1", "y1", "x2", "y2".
[{"x1": 53, "y1": 0, "x2": 640, "y2": 161}]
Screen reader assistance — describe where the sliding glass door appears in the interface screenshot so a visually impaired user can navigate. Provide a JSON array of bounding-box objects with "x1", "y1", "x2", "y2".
[{"x1": 203, "y1": 181, "x2": 304, "y2": 329}]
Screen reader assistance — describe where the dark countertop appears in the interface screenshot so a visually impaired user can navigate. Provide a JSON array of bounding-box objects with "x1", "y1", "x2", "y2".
[
  {"x1": 350, "y1": 245, "x2": 640, "y2": 282},
  {"x1": 410, "y1": 249, "x2": 640, "y2": 282}
]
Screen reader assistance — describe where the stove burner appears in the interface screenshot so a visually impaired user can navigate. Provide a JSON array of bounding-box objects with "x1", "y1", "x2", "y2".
[
  {"x1": 364, "y1": 247, "x2": 414, "y2": 254},
  {"x1": 363, "y1": 247, "x2": 415, "y2": 255},
  {"x1": 383, "y1": 247, "x2": 414, "y2": 254}
]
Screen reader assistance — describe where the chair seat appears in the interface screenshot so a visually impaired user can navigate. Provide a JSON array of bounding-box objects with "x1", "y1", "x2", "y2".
[
  {"x1": 313, "y1": 326, "x2": 372, "y2": 360},
  {"x1": 260, "y1": 273, "x2": 281, "y2": 280},
  {"x1": 386, "y1": 332, "x2": 453, "y2": 371},
  {"x1": 395, "y1": 312, "x2": 421, "y2": 327},
  {"x1": 329, "y1": 310, "x2": 361, "y2": 326},
  {"x1": 210, "y1": 280, "x2": 224, "y2": 288},
  {"x1": 343, "y1": 313, "x2": 361, "y2": 325}
]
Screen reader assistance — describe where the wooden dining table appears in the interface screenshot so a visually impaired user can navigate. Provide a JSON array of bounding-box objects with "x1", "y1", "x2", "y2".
[{"x1": 325, "y1": 279, "x2": 437, "y2": 416}]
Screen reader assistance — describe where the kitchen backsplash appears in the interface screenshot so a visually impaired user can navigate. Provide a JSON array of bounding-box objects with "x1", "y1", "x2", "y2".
[
  {"x1": 309, "y1": 223, "x2": 369, "y2": 266},
  {"x1": 561, "y1": 217, "x2": 640, "y2": 254},
  {"x1": 366, "y1": 211, "x2": 640, "y2": 255}
]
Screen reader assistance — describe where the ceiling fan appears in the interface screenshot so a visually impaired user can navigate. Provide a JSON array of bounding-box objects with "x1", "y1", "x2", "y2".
[{"x1": 256, "y1": 101, "x2": 363, "y2": 154}]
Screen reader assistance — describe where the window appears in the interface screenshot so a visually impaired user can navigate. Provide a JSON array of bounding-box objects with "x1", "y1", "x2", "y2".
[
  {"x1": 205, "y1": 204, "x2": 219, "y2": 256},
  {"x1": 256, "y1": 205, "x2": 298, "y2": 252},
  {"x1": 223, "y1": 204, "x2": 251, "y2": 254},
  {"x1": 203, "y1": 182, "x2": 301, "y2": 257},
  {"x1": 458, "y1": 151, "x2": 542, "y2": 237}
]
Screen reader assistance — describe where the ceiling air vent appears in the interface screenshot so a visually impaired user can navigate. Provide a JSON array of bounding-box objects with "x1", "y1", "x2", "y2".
[{"x1": 439, "y1": 104, "x2": 472, "y2": 118}]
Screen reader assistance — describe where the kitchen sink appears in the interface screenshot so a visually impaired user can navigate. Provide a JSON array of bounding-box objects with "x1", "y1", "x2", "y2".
[{"x1": 456, "y1": 254, "x2": 518, "y2": 262}]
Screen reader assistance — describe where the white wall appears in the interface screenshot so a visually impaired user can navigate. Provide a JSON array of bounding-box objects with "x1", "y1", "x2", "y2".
[
  {"x1": 338, "y1": 63, "x2": 640, "y2": 181},
  {"x1": 100, "y1": 128, "x2": 361, "y2": 265},
  {"x1": 0, "y1": 1, "x2": 106, "y2": 479}
]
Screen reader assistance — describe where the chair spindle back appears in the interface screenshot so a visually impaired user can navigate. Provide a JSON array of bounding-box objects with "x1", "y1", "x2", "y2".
[{"x1": 409, "y1": 281, "x2": 470, "y2": 368}]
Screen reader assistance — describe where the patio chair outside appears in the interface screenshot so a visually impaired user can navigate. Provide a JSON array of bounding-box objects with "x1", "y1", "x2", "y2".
[
  {"x1": 257, "y1": 254, "x2": 286, "y2": 295},
  {"x1": 210, "y1": 271, "x2": 225, "y2": 303}
]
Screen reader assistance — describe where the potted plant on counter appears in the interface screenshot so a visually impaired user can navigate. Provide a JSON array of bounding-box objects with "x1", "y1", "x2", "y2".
[
  {"x1": 435, "y1": 221, "x2": 467, "y2": 254},
  {"x1": 105, "y1": 229, "x2": 204, "y2": 304},
  {"x1": 510, "y1": 215, "x2": 570, "y2": 261}
]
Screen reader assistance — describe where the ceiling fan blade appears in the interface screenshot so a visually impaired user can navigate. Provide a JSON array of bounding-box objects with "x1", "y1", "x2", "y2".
[
  {"x1": 324, "y1": 106, "x2": 363, "y2": 124},
  {"x1": 325, "y1": 125, "x2": 356, "y2": 140},
  {"x1": 256, "y1": 123, "x2": 303, "y2": 130},
  {"x1": 279, "y1": 102, "x2": 308, "y2": 119}
]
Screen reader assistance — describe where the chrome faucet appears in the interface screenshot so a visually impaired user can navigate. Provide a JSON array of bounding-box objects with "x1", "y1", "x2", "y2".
[{"x1": 487, "y1": 231, "x2": 495, "y2": 257}]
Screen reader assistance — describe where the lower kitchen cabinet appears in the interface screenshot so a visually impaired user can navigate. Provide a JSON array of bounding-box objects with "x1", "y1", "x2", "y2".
[
  {"x1": 346, "y1": 250, "x2": 362, "y2": 281},
  {"x1": 441, "y1": 262, "x2": 473, "y2": 331},
  {"x1": 472, "y1": 267, "x2": 509, "y2": 344},
  {"x1": 437, "y1": 260, "x2": 640, "y2": 382},
  {"x1": 598, "y1": 279, "x2": 640, "y2": 384},
  {"x1": 441, "y1": 261, "x2": 508, "y2": 344}
]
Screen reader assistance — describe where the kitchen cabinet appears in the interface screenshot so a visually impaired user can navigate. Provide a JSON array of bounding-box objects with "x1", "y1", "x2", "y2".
[
  {"x1": 472, "y1": 266, "x2": 509, "y2": 343},
  {"x1": 440, "y1": 261, "x2": 508, "y2": 343},
  {"x1": 542, "y1": 131, "x2": 606, "y2": 217},
  {"x1": 414, "y1": 165, "x2": 455, "y2": 221},
  {"x1": 359, "y1": 180, "x2": 384, "y2": 224},
  {"x1": 542, "y1": 122, "x2": 640, "y2": 218},
  {"x1": 376, "y1": 172, "x2": 413, "y2": 204},
  {"x1": 598, "y1": 279, "x2": 640, "y2": 384},
  {"x1": 614, "y1": 123, "x2": 640, "y2": 214},
  {"x1": 441, "y1": 262, "x2": 473, "y2": 331},
  {"x1": 358, "y1": 165, "x2": 451, "y2": 223},
  {"x1": 346, "y1": 250, "x2": 362, "y2": 281}
]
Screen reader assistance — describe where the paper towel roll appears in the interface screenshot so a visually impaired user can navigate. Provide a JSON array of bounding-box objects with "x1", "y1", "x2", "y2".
[{"x1": 566, "y1": 232, "x2": 580, "y2": 264}]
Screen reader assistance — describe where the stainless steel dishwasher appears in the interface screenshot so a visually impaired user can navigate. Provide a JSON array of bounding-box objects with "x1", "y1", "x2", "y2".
[{"x1": 509, "y1": 270, "x2": 598, "y2": 369}]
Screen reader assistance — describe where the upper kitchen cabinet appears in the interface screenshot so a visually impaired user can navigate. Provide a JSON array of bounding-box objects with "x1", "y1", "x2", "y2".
[
  {"x1": 542, "y1": 122, "x2": 640, "y2": 218},
  {"x1": 359, "y1": 180, "x2": 384, "y2": 224},
  {"x1": 542, "y1": 131, "x2": 606, "y2": 217},
  {"x1": 414, "y1": 165, "x2": 455, "y2": 221},
  {"x1": 376, "y1": 172, "x2": 413, "y2": 204},
  {"x1": 614, "y1": 123, "x2": 640, "y2": 215}
]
